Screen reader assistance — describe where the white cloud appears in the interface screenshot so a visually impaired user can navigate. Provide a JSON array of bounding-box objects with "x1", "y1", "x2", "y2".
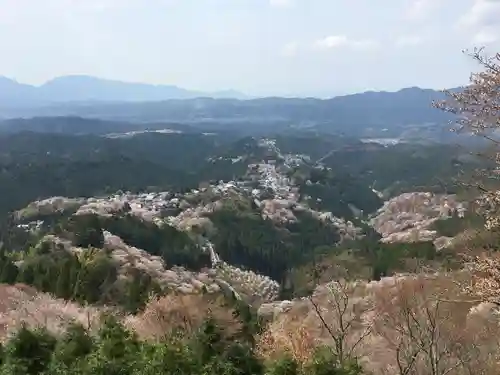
[
  {"x1": 472, "y1": 29, "x2": 498, "y2": 44},
  {"x1": 314, "y1": 35, "x2": 349, "y2": 49},
  {"x1": 313, "y1": 35, "x2": 379, "y2": 51},
  {"x1": 457, "y1": 0, "x2": 500, "y2": 46},
  {"x1": 269, "y1": 0, "x2": 292, "y2": 8},
  {"x1": 395, "y1": 34, "x2": 424, "y2": 47},
  {"x1": 281, "y1": 41, "x2": 299, "y2": 57},
  {"x1": 458, "y1": 0, "x2": 500, "y2": 28},
  {"x1": 405, "y1": 0, "x2": 442, "y2": 20}
]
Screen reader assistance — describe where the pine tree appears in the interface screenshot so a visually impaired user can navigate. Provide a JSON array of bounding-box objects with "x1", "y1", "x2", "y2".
[{"x1": 2, "y1": 324, "x2": 57, "y2": 375}]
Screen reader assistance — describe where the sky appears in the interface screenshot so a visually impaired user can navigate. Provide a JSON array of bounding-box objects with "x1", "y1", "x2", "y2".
[{"x1": 0, "y1": 0, "x2": 499, "y2": 97}]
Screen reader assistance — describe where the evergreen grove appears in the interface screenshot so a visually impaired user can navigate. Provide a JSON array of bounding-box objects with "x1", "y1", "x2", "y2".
[{"x1": 0, "y1": 314, "x2": 364, "y2": 375}]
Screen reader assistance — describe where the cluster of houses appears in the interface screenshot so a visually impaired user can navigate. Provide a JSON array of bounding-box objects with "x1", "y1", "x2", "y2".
[{"x1": 12, "y1": 137, "x2": 472, "y2": 305}]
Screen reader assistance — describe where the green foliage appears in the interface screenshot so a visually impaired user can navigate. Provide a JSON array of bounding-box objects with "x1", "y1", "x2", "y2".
[
  {"x1": 2, "y1": 324, "x2": 56, "y2": 375},
  {"x1": 431, "y1": 212, "x2": 484, "y2": 237},
  {"x1": 210, "y1": 208, "x2": 289, "y2": 281},
  {"x1": 70, "y1": 214, "x2": 104, "y2": 248},
  {"x1": 320, "y1": 142, "x2": 470, "y2": 197},
  {"x1": 342, "y1": 233, "x2": 454, "y2": 281},
  {"x1": 209, "y1": 206, "x2": 341, "y2": 284},
  {"x1": 63, "y1": 213, "x2": 211, "y2": 272},
  {"x1": 286, "y1": 211, "x2": 340, "y2": 258},
  {"x1": 51, "y1": 323, "x2": 93, "y2": 367},
  {"x1": 0, "y1": 130, "x2": 476, "y2": 306},
  {"x1": 98, "y1": 214, "x2": 210, "y2": 271},
  {"x1": 8, "y1": 243, "x2": 158, "y2": 313},
  {"x1": 298, "y1": 168, "x2": 382, "y2": 219},
  {"x1": 132, "y1": 340, "x2": 198, "y2": 375},
  {"x1": 0, "y1": 132, "x2": 244, "y2": 216},
  {"x1": 286, "y1": 221, "x2": 457, "y2": 294},
  {"x1": 16, "y1": 247, "x2": 116, "y2": 305},
  {"x1": 370, "y1": 241, "x2": 437, "y2": 279},
  {"x1": 190, "y1": 317, "x2": 265, "y2": 375},
  {"x1": 118, "y1": 269, "x2": 162, "y2": 313},
  {"x1": 86, "y1": 315, "x2": 140, "y2": 375},
  {"x1": 231, "y1": 299, "x2": 264, "y2": 346},
  {"x1": 0, "y1": 249, "x2": 18, "y2": 284},
  {"x1": 305, "y1": 347, "x2": 363, "y2": 375},
  {"x1": 0, "y1": 212, "x2": 203, "y2": 313},
  {"x1": 0, "y1": 315, "x2": 362, "y2": 375},
  {"x1": 0, "y1": 130, "x2": 471, "y2": 220},
  {"x1": 266, "y1": 355, "x2": 300, "y2": 375},
  {"x1": 0, "y1": 212, "x2": 210, "y2": 312}
]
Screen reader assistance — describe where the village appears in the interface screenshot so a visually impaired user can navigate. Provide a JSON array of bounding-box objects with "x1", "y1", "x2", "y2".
[{"x1": 12, "y1": 137, "x2": 468, "y2": 307}]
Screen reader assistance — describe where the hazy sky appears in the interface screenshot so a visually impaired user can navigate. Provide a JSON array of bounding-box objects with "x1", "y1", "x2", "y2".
[{"x1": 0, "y1": 0, "x2": 498, "y2": 97}]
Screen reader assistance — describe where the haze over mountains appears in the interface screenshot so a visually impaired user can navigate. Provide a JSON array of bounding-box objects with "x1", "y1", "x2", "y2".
[
  {"x1": 0, "y1": 75, "x2": 454, "y2": 131},
  {"x1": 0, "y1": 75, "x2": 249, "y2": 105},
  {"x1": 0, "y1": 74, "x2": 455, "y2": 106},
  {"x1": 0, "y1": 74, "x2": 463, "y2": 143}
]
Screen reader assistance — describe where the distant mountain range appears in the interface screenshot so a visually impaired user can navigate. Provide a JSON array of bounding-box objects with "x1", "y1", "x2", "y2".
[
  {"x1": 4, "y1": 86, "x2": 452, "y2": 123},
  {"x1": 0, "y1": 86, "x2": 462, "y2": 142},
  {"x1": 0, "y1": 75, "x2": 249, "y2": 105},
  {"x1": 0, "y1": 75, "x2": 461, "y2": 139}
]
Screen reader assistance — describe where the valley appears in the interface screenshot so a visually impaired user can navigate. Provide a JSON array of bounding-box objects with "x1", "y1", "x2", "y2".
[
  {"x1": 0, "y1": 113, "x2": 494, "y2": 373},
  {"x1": 0, "y1": 101, "x2": 497, "y2": 375},
  {"x1": 0, "y1": 59, "x2": 498, "y2": 375},
  {"x1": 0, "y1": 123, "x2": 480, "y2": 310},
  {"x1": 3, "y1": 0, "x2": 500, "y2": 373}
]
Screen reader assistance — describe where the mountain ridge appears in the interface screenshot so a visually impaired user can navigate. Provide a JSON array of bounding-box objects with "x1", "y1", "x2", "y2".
[
  {"x1": 17, "y1": 86, "x2": 453, "y2": 126},
  {"x1": 0, "y1": 74, "x2": 459, "y2": 104},
  {"x1": 0, "y1": 75, "x2": 249, "y2": 104},
  {"x1": 0, "y1": 78, "x2": 460, "y2": 139}
]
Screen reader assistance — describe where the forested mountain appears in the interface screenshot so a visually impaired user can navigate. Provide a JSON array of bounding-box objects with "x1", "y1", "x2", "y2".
[
  {"x1": 4, "y1": 0, "x2": 500, "y2": 371},
  {"x1": 0, "y1": 130, "x2": 472, "y2": 217},
  {"x1": 0, "y1": 132, "x2": 249, "y2": 214},
  {"x1": 0, "y1": 116, "x2": 493, "y2": 375},
  {"x1": 0, "y1": 117, "x2": 201, "y2": 135},
  {"x1": 0, "y1": 87, "x2": 455, "y2": 139},
  {"x1": 0, "y1": 129, "x2": 474, "y2": 296}
]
